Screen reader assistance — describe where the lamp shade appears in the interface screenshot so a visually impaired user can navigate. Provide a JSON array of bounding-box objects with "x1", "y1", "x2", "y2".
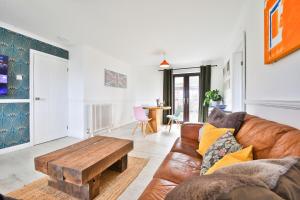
[{"x1": 160, "y1": 59, "x2": 170, "y2": 68}]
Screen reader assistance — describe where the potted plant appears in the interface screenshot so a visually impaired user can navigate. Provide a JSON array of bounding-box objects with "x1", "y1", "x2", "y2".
[{"x1": 203, "y1": 89, "x2": 223, "y2": 107}]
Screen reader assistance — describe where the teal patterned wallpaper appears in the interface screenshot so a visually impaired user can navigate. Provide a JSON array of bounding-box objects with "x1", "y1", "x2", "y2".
[
  {"x1": 0, "y1": 27, "x2": 69, "y2": 149},
  {"x1": 0, "y1": 103, "x2": 29, "y2": 149},
  {"x1": 0, "y1": 27, "x2": 68, "y2": 99}
]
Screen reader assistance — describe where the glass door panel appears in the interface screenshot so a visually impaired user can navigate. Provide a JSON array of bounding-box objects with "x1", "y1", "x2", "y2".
[
  {"x1": 189, "y1": 76, "x2": 199, "y2": 122},
  {"x1": 174, "y1": 76, "x2": 184, "y2": 121},
  {"x1": 173, "y1": 73, "x2": 200, "y2": 122}
]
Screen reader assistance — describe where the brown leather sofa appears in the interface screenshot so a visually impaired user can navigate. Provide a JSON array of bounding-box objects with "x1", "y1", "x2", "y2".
[{"x1": 138, "y1": 114, "x2": 300, "y2": 200}]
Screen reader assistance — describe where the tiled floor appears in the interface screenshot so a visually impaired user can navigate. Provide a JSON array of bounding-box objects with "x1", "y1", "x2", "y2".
[{"x1": 0, "y1": 123, "x2": 180, "y2": 200}]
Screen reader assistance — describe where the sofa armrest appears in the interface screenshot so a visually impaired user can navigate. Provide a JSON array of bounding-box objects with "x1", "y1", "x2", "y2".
[{"x1": 181, "y1": 122, "x2": 204, "y2": 141}]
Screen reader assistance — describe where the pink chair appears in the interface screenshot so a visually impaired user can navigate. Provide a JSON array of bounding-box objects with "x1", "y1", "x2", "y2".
[{"x1": 132, "y1": 106, "x2": 154, "y2": 136}]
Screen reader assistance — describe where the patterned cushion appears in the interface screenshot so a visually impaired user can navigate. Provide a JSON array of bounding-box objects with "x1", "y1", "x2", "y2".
[
  {"x1": 200, "y1": 131, "x2": 242, "y2": 175},
  {"x1": 197, "y1": 123, "x2": 235, "y2": 156}
]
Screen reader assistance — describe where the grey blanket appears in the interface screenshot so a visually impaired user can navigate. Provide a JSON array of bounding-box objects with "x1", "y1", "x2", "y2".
[
  {"x1": 214, "y1": 156, "x2": 299, "y2": 189},
  {"x1": 166, "y1": 157, "x2": 300, "y2": 200}
]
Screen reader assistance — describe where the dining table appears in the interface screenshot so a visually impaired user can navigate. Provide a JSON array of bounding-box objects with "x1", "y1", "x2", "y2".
[{"x1": 142, "y1": 106, "x2": 171, "y2": 133}]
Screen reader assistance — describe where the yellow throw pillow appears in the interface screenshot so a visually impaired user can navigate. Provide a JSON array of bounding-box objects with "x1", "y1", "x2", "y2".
[
  {"x1": 197, "y1": 123, "x2": 235, "y2": 156},
  {"x1": 205, "y1": 145, "x2": 253, "y2": 174}
]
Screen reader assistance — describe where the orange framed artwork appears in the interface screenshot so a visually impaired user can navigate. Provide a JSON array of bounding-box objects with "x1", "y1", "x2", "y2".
[{"x1": 264, "y1": 0, "x2": 300, "y2": 64}]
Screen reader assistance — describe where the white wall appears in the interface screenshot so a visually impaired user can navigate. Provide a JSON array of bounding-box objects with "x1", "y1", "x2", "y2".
[
  {"x1": 82, "y1": 46, "x2": 136, "y2": 128},
  {"x1": 211, "y1": 68, "x2": 223, "y2": 92},
  {"x1": 68, "y1": 46, "x2": 85, "y2": 138},
  {"x1": 68, "y1": 45, "x2": 163, "y2": 138},
  {"x1": 133, "y1": 67, "x2": 163, "y2": 106},
  {"x1": 226, "y1": 0, "x2": 300, "y2": 128}
]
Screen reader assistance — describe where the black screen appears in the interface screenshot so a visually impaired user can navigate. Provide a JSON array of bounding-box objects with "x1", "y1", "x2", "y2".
[{"x1": 0, "y1": 55, "x2": 8, "y2": 96}]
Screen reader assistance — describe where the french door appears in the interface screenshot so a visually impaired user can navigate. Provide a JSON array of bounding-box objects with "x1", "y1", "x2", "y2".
[{"x1": 173, "y1": 73, "x2": 200, "y2": 122}]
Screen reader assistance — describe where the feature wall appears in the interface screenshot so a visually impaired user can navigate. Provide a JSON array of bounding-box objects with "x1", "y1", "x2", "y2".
[{"x1": 0, "y1": 27, "x2": 68, "y2": 149}]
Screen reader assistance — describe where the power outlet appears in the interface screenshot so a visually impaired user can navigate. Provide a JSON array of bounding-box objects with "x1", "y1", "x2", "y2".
[{"x1": 16, "y1": 74, "x2": 23, "y2": 80}]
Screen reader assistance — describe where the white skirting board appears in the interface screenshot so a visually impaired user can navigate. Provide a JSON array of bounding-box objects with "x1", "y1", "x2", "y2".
[{"x1": 0, "y1": 142, "x2": 33, "y2": 155}]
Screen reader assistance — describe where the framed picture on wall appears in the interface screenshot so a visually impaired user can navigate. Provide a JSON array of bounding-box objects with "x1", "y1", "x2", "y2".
[
  {"x1": 226, "y1": 61, "x2": 230, "y2": 75},
  {"x1": 117, "y1": 73, "x2": 127, "y2": 88},
  {"x1": 223, "y1": 60, "x2": 231, "y2": 90},
  {"x1": 264, "y1": 0, "x2": 300, "y2": 64},
  {"x1": 223, "y1": 60, "x2": 230, "y2": 77},
  {"x1": 104, "y1": 69, "x2": 127, "y2": 88},
  {"x1": 104, "y1": 69, "x2": 118, "y2": 87}
]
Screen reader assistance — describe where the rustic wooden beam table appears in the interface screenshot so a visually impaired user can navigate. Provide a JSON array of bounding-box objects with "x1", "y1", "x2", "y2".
[{"x1": 34, "y1": 136, "x2": 134, "y2": 200}]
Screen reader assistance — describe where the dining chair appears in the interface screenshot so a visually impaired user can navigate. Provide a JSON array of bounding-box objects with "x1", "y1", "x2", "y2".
[
  {"x1": 166, "y1": 108, "x2": 181, "y2": 132},
  {"x1": 132, "y1": 106, "x2": 154, "y2": 136}
]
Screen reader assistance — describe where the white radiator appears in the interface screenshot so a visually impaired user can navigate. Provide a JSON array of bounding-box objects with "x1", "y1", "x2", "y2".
[{"x1": 85, "y1": 104, "x2": 113, "y2": 135}]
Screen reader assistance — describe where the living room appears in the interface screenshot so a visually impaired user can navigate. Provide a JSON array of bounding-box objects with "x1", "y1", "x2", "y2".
[{"x1": 0, "y1": 0, "x2": 300, "y2": 200}]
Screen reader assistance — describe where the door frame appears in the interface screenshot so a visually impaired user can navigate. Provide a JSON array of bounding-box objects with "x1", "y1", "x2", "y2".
[
  {"x1": 172, "y1": 73, "x2": 200, "y2": 122},
  {"x1": 231, "y1": 31, "x2": 247, "y2": 112},
  {"x1": 30, "y1": 49, "x2": 69, "y2": 145},
  {"x1": 242, "y1": 31, "x2": 247, "y2": 111}
]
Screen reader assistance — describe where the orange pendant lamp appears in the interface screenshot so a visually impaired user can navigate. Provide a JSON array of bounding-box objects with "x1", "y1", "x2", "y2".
[
  {"x1": 160, "y1": 59, "x2": 170, "y2": 69},
  {"x1": 159, "y1": 52, "x2": 170, "y2": 68}
]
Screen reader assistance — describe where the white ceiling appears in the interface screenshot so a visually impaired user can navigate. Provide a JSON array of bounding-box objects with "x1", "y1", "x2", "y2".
[{"x1": 0, "y1": 0, "x2": 247, "y2": 68}]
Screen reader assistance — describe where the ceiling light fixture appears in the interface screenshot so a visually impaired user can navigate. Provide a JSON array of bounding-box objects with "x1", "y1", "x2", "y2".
[
  {"x1": 160, "y1": 59, "x2": 170, "y2": 69},
  {"x1": 159, "y1": 52, "x2": 170, "y2": 69}
]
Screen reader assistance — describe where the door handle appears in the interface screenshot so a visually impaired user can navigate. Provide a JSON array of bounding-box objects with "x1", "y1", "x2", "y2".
[
  {"x1": 35, "y1": 97, "x2": 45, "y2": 101},
  {"x1": 184, "y1": 98, "x2": 189, "y2": 105}
]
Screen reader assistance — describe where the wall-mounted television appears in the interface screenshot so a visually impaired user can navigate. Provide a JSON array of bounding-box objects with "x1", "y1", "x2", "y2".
[{"x1": 0, "y1": 55, "x2": 8, "y2": 96}]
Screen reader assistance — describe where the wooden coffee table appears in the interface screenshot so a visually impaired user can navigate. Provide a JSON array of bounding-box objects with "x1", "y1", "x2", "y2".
[{"x1": 34, "y1": 136, "x2": 133, "y2": 200}]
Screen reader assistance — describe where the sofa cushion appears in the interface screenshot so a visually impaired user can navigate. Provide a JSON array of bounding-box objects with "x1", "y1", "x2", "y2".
[
  {"x1": 197, "y1": 123, "x2": 235, "y2": 156},
  {"x1": 236, "y1": 115, "x2": 300, "y2": 159},
  {"x1": 208, "y1": 108, "x2": 246, "y2": 135},
  {"x1": 154, "y1": 152, "x2": 201, "y2": 184},
  {"x1": 138, "y1": 178, "x2": 177, "y2": 200},
  {"x1": 200, "y1": 131, "x2": 242, "y2": 174},
  {"x1": 197, "y1": 123, "x2": 234, "y2": 156},
  {"x1": 206, "y1": 145, "x2": 253, "y2": 174},
  {"x1": 171, "y1": 137, "x2": 200, "y2": 158}
]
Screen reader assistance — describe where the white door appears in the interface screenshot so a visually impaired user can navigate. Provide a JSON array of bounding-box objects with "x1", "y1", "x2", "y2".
[{"x1": 33, "y1": 51, "x2": 68, "y2": 144}]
